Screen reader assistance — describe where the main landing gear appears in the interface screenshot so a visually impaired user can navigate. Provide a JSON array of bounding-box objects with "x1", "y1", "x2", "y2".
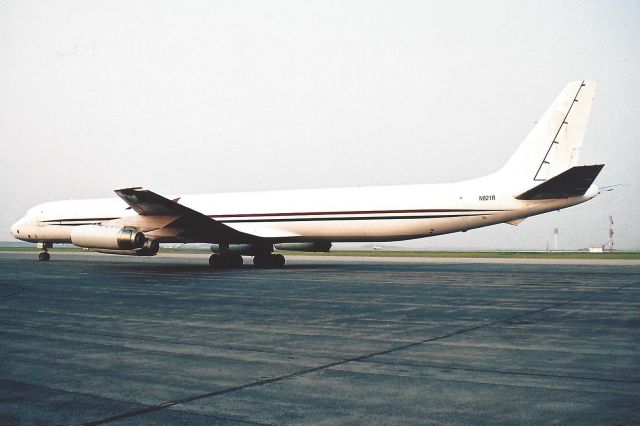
[
  {"x1": 38, "y1": 242, "x2": 52, "y2": 261},
  {"x1": 208, "y1": 253, "x2": 243, "y2": 269},
  {"x1": 253, "y1": 253, "x2": 285, "y2": 268},
  {"x1": 208, "y1": 243, "x2": 286, "y2": 270},
  {"x1": 208, "y1": 253, "x2": 286, "y2": 269}
]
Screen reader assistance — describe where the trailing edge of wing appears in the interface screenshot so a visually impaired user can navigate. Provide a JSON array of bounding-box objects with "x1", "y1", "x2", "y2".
[
  {"x1": 516, "y1": 165, "x2": 604, "y2": 200},
  {"x1": 114, "y1": 187, "x2": 259, "y2": 243}
]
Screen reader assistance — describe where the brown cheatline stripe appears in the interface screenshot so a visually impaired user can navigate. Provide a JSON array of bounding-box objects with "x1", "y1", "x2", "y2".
[{"x1": 41, "y1": 208, "x2": 504, "y2": 223}]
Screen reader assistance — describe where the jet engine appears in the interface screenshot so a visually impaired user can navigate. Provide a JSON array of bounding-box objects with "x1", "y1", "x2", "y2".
[
  {"x1": 210, "y1": 241, "x2": 332, "y2": 255},
  {"x1": 274, "y1": 242, "x2": 332, "y2": 252},
  {"x1": 70, "y1": 225, "x2": 146, "y2": 250},
  {"x1": 210, "y1": 243, "x2": 271, "y2": 256},
  {"x1": 94, "y1": 239, "x2": 160, "y2": 256}
]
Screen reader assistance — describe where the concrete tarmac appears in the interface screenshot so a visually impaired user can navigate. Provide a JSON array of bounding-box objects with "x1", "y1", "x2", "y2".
[{"x1": 0, "y1": 251, "x2": 639, "y2": 425}]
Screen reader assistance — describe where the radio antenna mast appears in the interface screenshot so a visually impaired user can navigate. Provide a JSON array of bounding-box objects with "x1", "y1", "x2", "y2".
[{"x1": 608, "y1": 216, "x2": 614, "y2": 252}]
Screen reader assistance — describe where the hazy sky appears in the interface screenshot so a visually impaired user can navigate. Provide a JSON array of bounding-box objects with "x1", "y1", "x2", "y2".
[{"x1": 1, "y1": 0, "x2": 638, "y2": 250}]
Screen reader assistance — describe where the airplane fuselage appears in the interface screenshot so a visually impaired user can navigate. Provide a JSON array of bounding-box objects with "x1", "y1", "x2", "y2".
[
  {"x1": 10, "y1": 176, "x2": 599, "y2": 245},
  {"x1": 9, "y1": 81, "x2": 604, "y2": 267}
]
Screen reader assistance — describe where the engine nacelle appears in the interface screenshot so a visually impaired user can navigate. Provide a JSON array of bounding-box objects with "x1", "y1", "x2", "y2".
[
  {"x1": 94, "y1": 239, "x2": 160, "y2": 256},
  {"x1": 70, "y1": 225, "x2": 146, "y2": 250},
  {"x1": 210, "y1": 243, "x2": 271, "y2": 256},
  {"x1": 274, "y1": 242, "x2": 332, "y2": 252}
]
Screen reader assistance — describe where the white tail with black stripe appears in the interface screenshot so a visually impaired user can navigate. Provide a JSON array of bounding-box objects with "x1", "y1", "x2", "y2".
[{"x1": 497, "y1": 80, "x2": 598, "y2": 192}]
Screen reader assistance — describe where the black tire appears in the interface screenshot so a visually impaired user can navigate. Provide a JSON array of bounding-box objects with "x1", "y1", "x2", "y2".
[
  {"x1": 210, "y1": 254, "x2": 243, "y2": 269},
  {"x1": 231, "y1": 254, "x2": 243, "y2": 267},
  {"x1": 39, "y1": 252, "x2": 50, "y2": 261},
  {"x1": 209, "y1": 254, "x2": 221, "y2": 268},
  {"x1": 273, "y1": 254, "x2": 285, "y2": 267},
  {"x1": 253, "y1": 253, "x2": 274, "y2": 268},
  {"x1": 253, "y1": 254, "x2": 268, "y2": 268},
  {"x1": 253, "y1": 254, "x2": 285, "y2": 268}
]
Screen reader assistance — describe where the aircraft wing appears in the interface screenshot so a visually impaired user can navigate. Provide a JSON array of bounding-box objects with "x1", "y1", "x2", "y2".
[{"x1": 114, "y1": 187, "x2": 263, "y2": 243}]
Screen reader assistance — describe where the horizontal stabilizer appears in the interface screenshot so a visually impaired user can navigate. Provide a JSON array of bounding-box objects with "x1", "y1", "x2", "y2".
[{"x1": 516, "y1": 165, "x2": 604, "y2": 200}]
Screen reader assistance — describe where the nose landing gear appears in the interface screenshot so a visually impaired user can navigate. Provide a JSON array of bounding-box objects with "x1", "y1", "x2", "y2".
[{"x1": 38, "y1": 242, "x2": 52, "y2": 261}]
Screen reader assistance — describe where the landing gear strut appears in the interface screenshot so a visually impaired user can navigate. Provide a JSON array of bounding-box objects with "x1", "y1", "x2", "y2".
[
  {"x1": 38, "y1": 242, "x2": 52, "y2": 261},
  {"x1": 253, "y1": 253, "x2": 285, "y2": 268}
]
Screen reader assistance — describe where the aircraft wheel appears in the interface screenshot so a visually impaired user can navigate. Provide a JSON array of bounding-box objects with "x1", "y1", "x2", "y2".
[
  {"x1": 231, "y1": 254, "x2": 243, "y2": 267},
  {"x1": 209, "y1": 254, "x2": 222, "y2": 268},
  {"x1": 38, "y1": 252, "x2": 50, "y2": 261},
  {"x1": 253, "y1": 253, "x2": 285, "y2": 268},
  {"x1": 210, "y1": 254, "x2": 243, "y2": 269},
  {"x1": 273, "y1": 254, "x2": 285, "y2": 267},
  {"x1": 253, "y1": 254, "x2": 266, "y2": 268}
]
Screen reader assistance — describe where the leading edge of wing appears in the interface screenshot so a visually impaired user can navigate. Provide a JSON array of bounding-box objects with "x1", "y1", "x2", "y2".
[
  {"x1": 115, "y1": 187, "x2": 190, "y2": 216},
  {"x1": 114, "y1": 187, "x2": 282, "y2": 243}
]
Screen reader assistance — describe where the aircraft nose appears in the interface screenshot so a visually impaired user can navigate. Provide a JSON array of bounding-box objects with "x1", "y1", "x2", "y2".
[{"x1": 10, "y1": 217, "x2": 27, "y2": 240}]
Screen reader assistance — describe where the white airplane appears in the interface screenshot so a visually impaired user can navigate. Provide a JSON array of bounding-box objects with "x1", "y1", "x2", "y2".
[{"x1": 10, "y1": 81, "x2": 604, "y2": 268}]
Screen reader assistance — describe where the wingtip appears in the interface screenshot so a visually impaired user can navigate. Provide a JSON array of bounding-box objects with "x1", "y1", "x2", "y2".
[{"x1": 114, "y1": 186, "x2": 144, "y2": 193}]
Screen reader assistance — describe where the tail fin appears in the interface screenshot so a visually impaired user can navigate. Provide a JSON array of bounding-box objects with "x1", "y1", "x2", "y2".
[{"x1": 497, "y1": 80, "x2": 597, "y2": 189}]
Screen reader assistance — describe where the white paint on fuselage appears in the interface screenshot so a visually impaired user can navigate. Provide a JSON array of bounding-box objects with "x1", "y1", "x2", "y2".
[
  {"x1": 9, "y1": 81, "x2": 603, "y2": 248},
  {"x1": 9, "y1": 173, "x2": 599, "y2": 245}
]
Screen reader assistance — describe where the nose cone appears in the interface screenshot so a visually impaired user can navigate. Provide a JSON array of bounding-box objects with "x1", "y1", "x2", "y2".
[
  {"x1": 10, "y1": 220, "x2": 21, "y2": 239},
  {"x1": 10, "y1": 217, "x2": 29, "y2": 241}
]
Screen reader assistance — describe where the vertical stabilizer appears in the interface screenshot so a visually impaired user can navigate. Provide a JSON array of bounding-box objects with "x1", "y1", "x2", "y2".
[{"x1": 497, "y1": 81, "x2": 596, "y2": 189}]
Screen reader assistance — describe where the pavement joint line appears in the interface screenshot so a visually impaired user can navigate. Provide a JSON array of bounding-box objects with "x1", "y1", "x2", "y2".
[
  {"x1": 0, "y1": 378, "x2": 271, "y2": 426},
  {"x1": 80, "y1": 281, "x2": 638, "y2": 426},
  {"x1": 357, "y1": 358, "x2": 640, "y2": 385},
  {"x1": 0, "y1": 312, "x2": 427, "y2": 346},
  {"x1": 0, "y1": 318, "x2": 405, "y2": 361}
]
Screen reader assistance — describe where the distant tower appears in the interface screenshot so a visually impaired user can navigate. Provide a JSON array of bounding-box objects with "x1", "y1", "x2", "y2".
[
  {"x1": 553, "y1": 228, "x2": 559, "y2": 251},
  {"x1": 608, "y1": 216, "x2": 614, "y2": 252}
]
